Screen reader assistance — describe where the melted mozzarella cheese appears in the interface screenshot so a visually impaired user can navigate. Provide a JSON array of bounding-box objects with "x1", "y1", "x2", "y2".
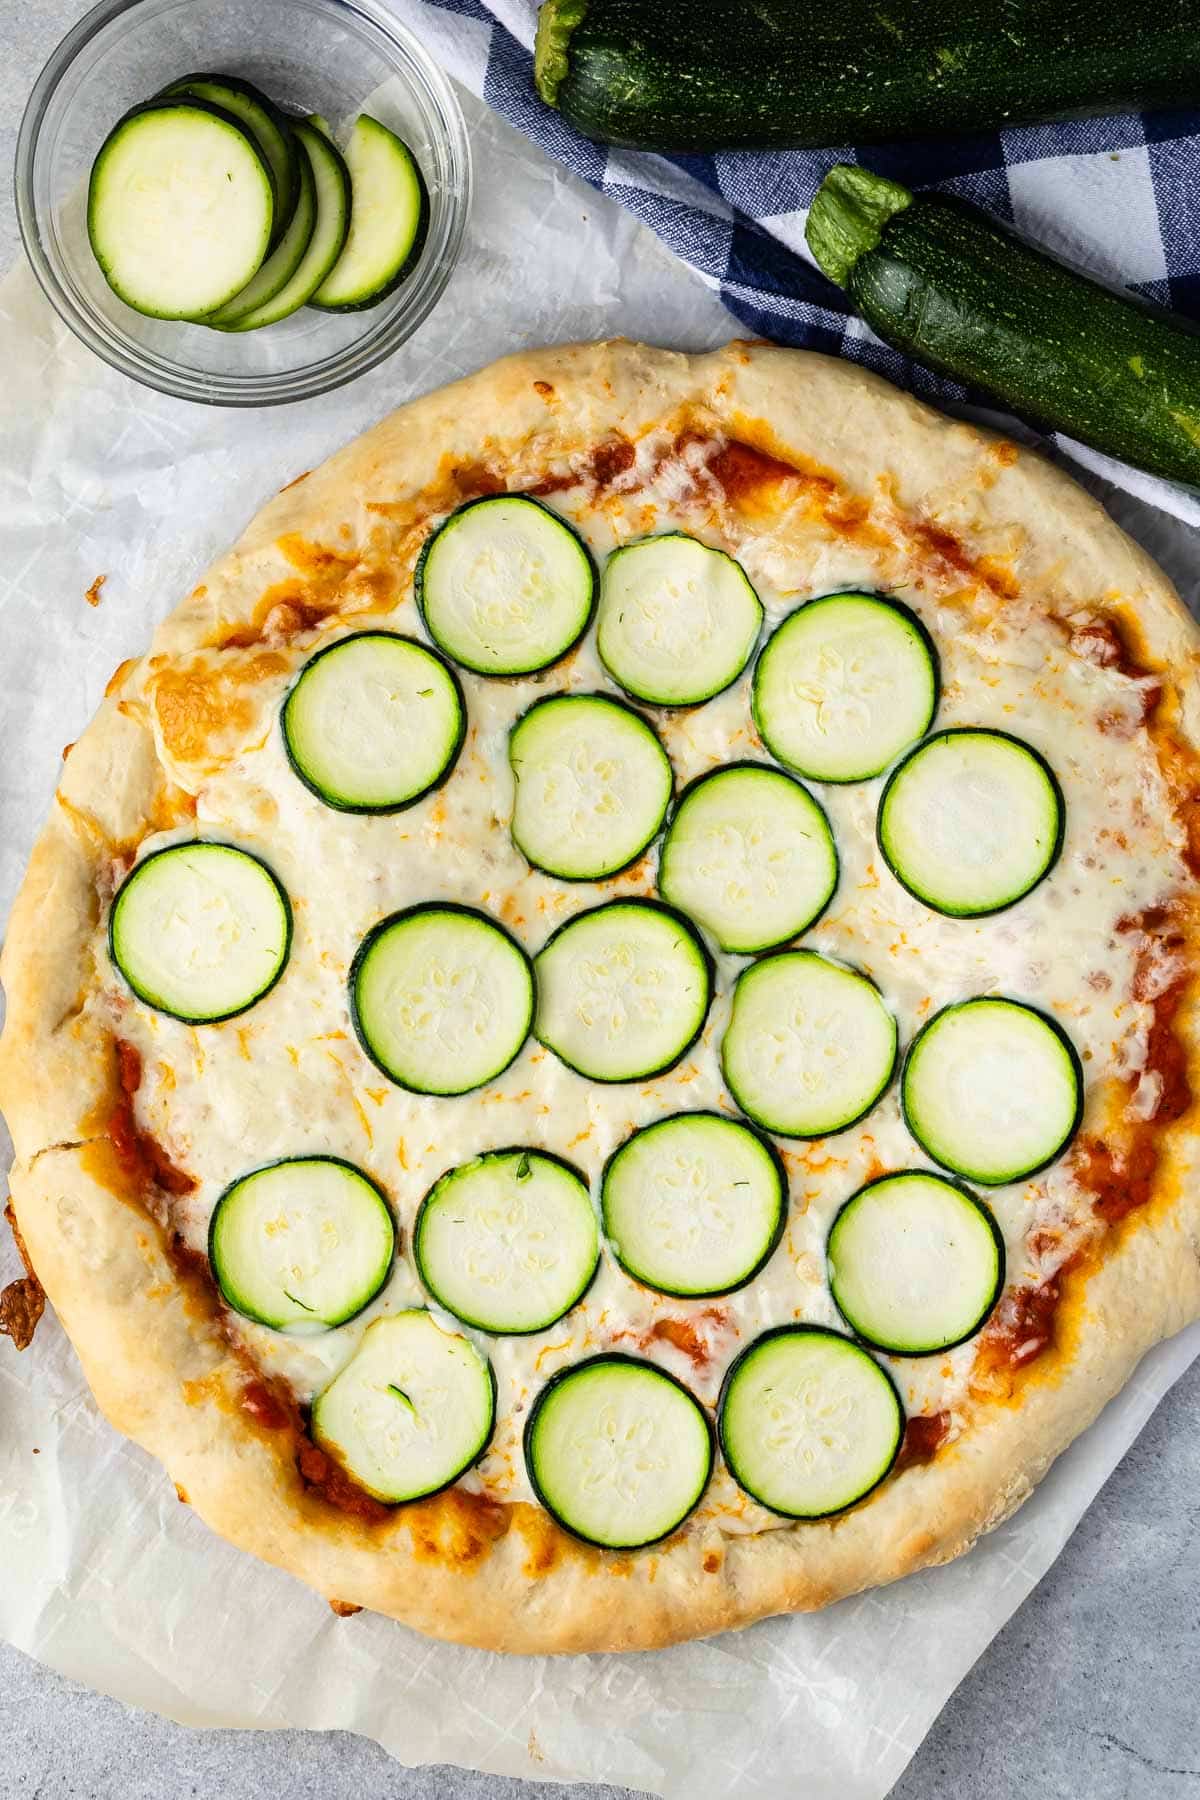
[{"x1": 100, "y1": 430, "x2": 1186, "y2": 1527}]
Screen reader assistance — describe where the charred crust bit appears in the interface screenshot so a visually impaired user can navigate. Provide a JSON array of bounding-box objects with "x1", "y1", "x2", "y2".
[
  {"x1": 104, "y1": 657, "x2": 137, "y2": 698},
  {"x1": 84, "y1": 574, "x2": 107, "y2": 608},
  {"x1": 279, "y1": 469, "x2": 310, "y2": 493},
  {"x1": 701, "y1": 1548, "x2": 723, "y2": 1575},
  {"x1": 174, "y1": 1483, "x2": 190, "y2": 1505},
  {"x1": 532, "y1": 380, "x2": 555, "y2": 400},
  {"x1": 405, "y1": 1489, "x2": 512, "y2": 1565},
  {"x1": 0, "y1": 1208, "x2": 46, "y2": 1352},
  {"x1": 517, "y1": 1505, "x2": 567, "y2": 1577},
  {"x1": 895, "y1": 1410, "x2": 951, "y2": 1471},
  {"x1": 972, "y1": 1268, "x2": 1070, "y2": 1393},
  {"x1": 329, "y1": 1599, "x2": 362, "y2": 1617},
  {"x1": 992, "y1": 440, "x2": 1019, "y2": 467}
]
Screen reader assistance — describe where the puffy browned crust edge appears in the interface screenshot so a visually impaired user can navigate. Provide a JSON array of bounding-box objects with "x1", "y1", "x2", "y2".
[{"x1": 4, "y1": 340, "x2": 1200, "y2": 1652}]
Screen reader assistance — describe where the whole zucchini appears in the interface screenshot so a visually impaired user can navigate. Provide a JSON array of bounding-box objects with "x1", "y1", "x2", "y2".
[
  {"x1": 534, "y1": 0, "x2": 1200, "y2": 151},
  {"x1": 806, "y1": 166, "x2": 1200, "y2": 490}
]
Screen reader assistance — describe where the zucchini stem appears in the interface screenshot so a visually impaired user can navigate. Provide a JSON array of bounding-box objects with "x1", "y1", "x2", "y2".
[
  {"x1": 534, "y1": 0, "x2": 589, "y2": 106},
  {"x1": 806, "y1": 165, "x2": 913, "y2": 289}
]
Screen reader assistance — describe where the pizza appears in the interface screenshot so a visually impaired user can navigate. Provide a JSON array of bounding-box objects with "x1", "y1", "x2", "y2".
[{"x1": 3, "y1": 340, "x2": 1199, "y2": 1654}]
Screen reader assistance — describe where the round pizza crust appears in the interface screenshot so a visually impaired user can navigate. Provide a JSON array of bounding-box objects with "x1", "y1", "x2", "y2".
[{"x1": 3, "y1": 341, "x2": 1200, "y2": 1652}]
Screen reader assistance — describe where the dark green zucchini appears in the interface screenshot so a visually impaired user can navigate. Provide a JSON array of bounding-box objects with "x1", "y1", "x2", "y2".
[
  {"x1": 806, "y1": 167, "x2": 1200, "y2": 490},
  {"x1": 534, "y1": 0, "x2": 1200, "y2": 152}
]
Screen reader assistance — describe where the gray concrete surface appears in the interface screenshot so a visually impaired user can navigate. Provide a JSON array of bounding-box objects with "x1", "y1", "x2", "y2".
[{"x1": 2, "y1": 6, "x2": 1199, "y2": 1796}]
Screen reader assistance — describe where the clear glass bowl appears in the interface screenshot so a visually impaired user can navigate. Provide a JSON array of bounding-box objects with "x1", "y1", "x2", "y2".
[{"x1": 15, "y1": 0, "x2": 471, "y2": 406}]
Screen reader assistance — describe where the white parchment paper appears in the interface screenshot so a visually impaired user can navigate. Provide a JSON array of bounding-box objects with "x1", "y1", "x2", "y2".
[{"x1": 1, "y1": 79, "x2": 1198, "y2": 1800}]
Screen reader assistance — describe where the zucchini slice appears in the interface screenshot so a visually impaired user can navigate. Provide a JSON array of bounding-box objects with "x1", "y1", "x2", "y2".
[
  {"x1": 312, "y1": 1310, "x2": 495, "y2": 1504},
  {"x1": 87, "y1": 100, "x2": 275, "y2": 321},
  {"x1": 601, "y1": 1112, "x2": 786, "y2": 1297},
  {"x1": 209, "y1": 1156, "x2": 394, "y2": 1331},
  {"x1": 718, "y1": 1326, "x2": 902, "y2": 1519},
  {"x1": 160, "y1": 73, "x2": 301, "y2": 242},
  {"x1": 222, "y1": 119, "x2": 351, "y2": 331},
  {"x1": 414, "y1": 1149, "x2": 598, "y2": 1334},
  {"x1": 877, "y1": 729, "x2": 1065, "y2": 918},
  {"x1": 534, "y1": 899, "x2": 712, "y2": 1082},
  {"x1": 509, "y1": 693, "x2": 673, "y2": 880},
  {"x1": 657, "y1": 762, "x2": 838, "y2": 954},
  {"x1": 752, "y1": 593, "x2": 939, "y2": 783},
  {"x1": 109, "y1": 842, "x2": 291, "y2": 1023},
  {"x1": 722, "y1": 950, "x2": 897, "y2": 1139},
  {"x1": 596, "y1": 533, "x2": 762, "y2": 706},
  {"x1": 524, "y1": 1354, "x2": 713, "y2": 1548},
  {"x1": 282, "y1": 631, "x2": 465, "y2": 813},
  {"x1": 902, "y1": 998, "x2": 1083, "y2": 1185},
  {"x1": 827, "y1": 1171, "x2": 1005, "y2": 1355},
  {"x1": 209, "y1": 146, "x2": 316, "y2": 326},
  {"x1": 351, "y1": 904, "x2": 533, "y2": 1096},
  {"x1": 310, "y1": 114, "x2": 428, "y2": 312},
  {"x1": 415, "y1": 495, "x2": 597, "y2": 677}
]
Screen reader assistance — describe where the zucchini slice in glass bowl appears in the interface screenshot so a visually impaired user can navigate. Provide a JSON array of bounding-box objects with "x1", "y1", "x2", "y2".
[
  {"x1": 414, "y1": 1149, "x2": 598, "y2": 1334},
  {"x1": 827, "y1": 1170, "x2": 1005, "y2": 1355},
  {"x1": 721, "y1": 949, "x2": 897, "y2": 1138},
  {"x1": 158, "y1": 72, "x2": 301, "y2": 242},
  {"x1": 524, "y1": 1354, "x2": 714, "y2": 1548},
  {"x1": 601, "y1": 1111, "x2": 786, "y2": 1297},
  {"x1": 312, "y1": 1310, "x2": 495, "y2": 1504},
  {"x1": 752, "y1": 592, "x2": 939, "y2": 783},
  {"x1": 350, "y1": 903, "x2": 533, "y2": 1096},
  {"x1": 509, "y1": 692, "x2": 673, "y2": 880},
  {"x1": 718, "y1": 1326, "x2": 903, "y2": 1519},
  {"x1": 209, "y1": 1156, "x2": 395, "y2": 1330},
  {"x1": 416, "y1": 494, "x2": 597, "y2": 676},
  {"x1": 657, "y1": 761, "x2": 838, "y2": 954},
  {"x1": 309, "y1": 113, "x2": 429, "y2": 312},
  {"x1": 596, "y1": 532, "x2": 762, "y2": 706},
  {"x1": 108, "y1": 841, "x2": 292, "y2": 1023},
  {"x1": 282, "y1": 630, "x2": 465, "y2": 813},
  {"x1": 217, "y1": 119, "x2": 352, "y2": 333},
  {"x1": 534, "y1": 898, "x2": 712, "y2": 1082},
  {"x1": 902, "y1": 997, "x2": 1083, "y2": 1185},
  {"x1": 878, "y1": 727, "x2": 1065, "y2": 917}
]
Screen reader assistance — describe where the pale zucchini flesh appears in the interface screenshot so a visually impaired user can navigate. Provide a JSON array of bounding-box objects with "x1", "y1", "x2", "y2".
[
  {"x1": 525, "y1": 1354, "x2": 713, "y2": 1548},
  {"x1": 596, "y1": 532, "x2": 762, "y2": 705},
  {"x1": 719, "y1": 1327, "x2": 902, "y2": 1519},
  {"x1": 224, "y1": 119, "x2": 351, "y2": 331},
  {"x1": 350, "y1": 904, "x2": 534, "y2": 1096},
  {"x1": 108, "y1": 841, "x2": 292, "y2": 1023},
  {"x1": 827, "y1": 1170, "x2": 1005, "y2": 1355},
  {"x1": 209, "y1": 148, "x2": 316, "y2": 326},
  {"x1": 310, "y1": 114, "x2": 429, "y2": 311},
  {"x1": 160, "y1": 73, "x2": 300, "y2": 239},
  {"x1": 415, "y1": 1149, "x2": 599, "y2": 1333},
  {"x1": 209, "y1": 1156, "x2": 395, "y2": 1331},
  {"x1": 312, "y1": 1310, "x2": 495, "y2": 1504}
]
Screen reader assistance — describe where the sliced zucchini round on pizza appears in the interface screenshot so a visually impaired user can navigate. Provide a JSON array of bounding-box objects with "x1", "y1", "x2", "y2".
[
  {"x1": 601, "y1": 1112, "x2": 786, "y2": 1296},
  {"x1": 878, "y1": 728, "x2": 1065, "y2": 917},
  {"x1": 416, "y1": 495, "x2": 597, "y2": 676},
  {"x1": 721, "y1": 950, "x2": 897, "y2": 1137},
  {"x1": 753, "y1": 592, "x2": 939, "y2": 782},
  {"x1": 524, "y1": 1354, "x2": 714, "y2": 1548},
  {"x1": 827, "y1": 1170, "x2": 1005, "y2": 1355},
  {"x1": 596, "y1": 532, "x2": 762, "y2": 705},
  {"x1": 902, "y1": 997, "x2": 1083, "y2": 1184},
  {"x1": 657, "y1": 762, "x2": 838, "y2": 953},
  {"x1": 534, "y1": 899, "x2": 712, "y2": 1081},
  {"x1": 108, "y1": 841, "x2": 292, "y2": 1023},
  {"x1": 282, "y1": 631, "x2": 465, "y2": 812},
  {"x1": 312, "y1": 1310, "x2": 496, "y2": 1504},
  {"x1": 209, "y1": 1156, "x2": 395, "y2": 1330},
  {"x1": 509, "y1": 693, "x2": 672, "y2": 879},
  {"x1": 414, "y1": 1149, "x2": 598, "y2": 1334},
  {"x1": 718, "y1": 1326, "x2": 903, "y2": 1518},
  {"x1": 350, "y1": 903, "x2": 533, "y2": 1095}
]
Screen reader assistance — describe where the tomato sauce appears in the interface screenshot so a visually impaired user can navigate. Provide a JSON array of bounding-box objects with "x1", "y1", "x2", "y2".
[
  {"x1": 109, "y1": 1039, "x2": 197, "y2": 1198},
  {"x1": 976, "y1": 1271, "x2": 1066, "y2": 1377},
  {"x1": 895, "y1": 1410, "x2": 950, "y2": 1470}
]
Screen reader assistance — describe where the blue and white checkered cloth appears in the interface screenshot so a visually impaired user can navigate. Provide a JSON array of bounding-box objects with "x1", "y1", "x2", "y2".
[{"x1": 393, "y1": 0, "x2": 1200, "y2": 519}]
